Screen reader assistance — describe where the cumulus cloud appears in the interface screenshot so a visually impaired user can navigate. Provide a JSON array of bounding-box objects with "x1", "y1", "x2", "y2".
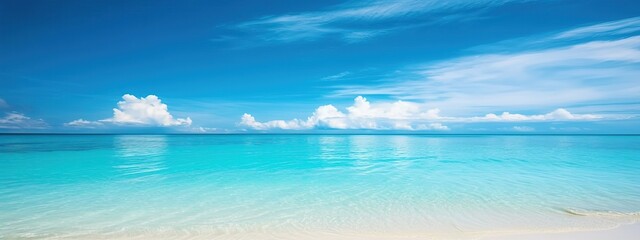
[
  {"x1": 67, "y1": 94, "x2": 192, "y2": 128},
  {"x1": 0, "y1": 98, "x2": 7, "y2": 108},
  {"x1": 241, "y1": 96, "x2": 449, "y2": 131},
  {"x1": 240, "y1": 104, "x2": 347, "y2": 130},
  {"x1": 240, "y1": 96, "x2": 607, "y2": 131},
  {"x1": 0, "y1": 112, "x2": 48, "y2": 129}
]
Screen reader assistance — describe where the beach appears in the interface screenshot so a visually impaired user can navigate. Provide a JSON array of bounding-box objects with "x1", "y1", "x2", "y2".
[
  {"x1": 3, "y1": 0, "x2": 638, "y2": 238},
  {"x1": 489, "y1": 222, "x2": 640, "y2": 240}
]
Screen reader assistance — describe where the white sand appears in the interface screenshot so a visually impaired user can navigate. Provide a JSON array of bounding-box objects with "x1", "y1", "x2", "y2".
[
  {"x1": 486, "y1": 222, "x2": 640, "y2": 240},
  {"x1": 7, "y1": 223, "x2": 639, "y2": 239}
]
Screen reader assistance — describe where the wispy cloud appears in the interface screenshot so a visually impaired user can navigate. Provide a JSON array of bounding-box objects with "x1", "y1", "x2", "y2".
[
  {"x1": 554, "y1": 16, "x2": 640, "y2": 40},
  {"x1": 240, "y1": 96, "x2": 607, "y2": 131},
  {"x1": 468, "y1": 108, "x2": 602, "y2": 122},
  {"x1": 511, "y1": 126, "x2": 535, "y2": 132},
  {"x1": 64, "y1": 119, "x2": 103, "y2": 128},
  {"x1": 322, "y1": 71, "x2": 351, "y2": 81},
  {"x1": 330, "y1": 17, "x2": 640, "y2": 114},
  {"x1": 195, "y1": 127, "x2": 218, "y2": 133},
  {"x1": 0, "y1": 112, "x2": 48, "y2": 129},
  {"x1": 0, "y1": 99, "x2": 47, "y2": 130},
  {"x1": 226, "y1": 0, "x2": 531, "y2": 43}
]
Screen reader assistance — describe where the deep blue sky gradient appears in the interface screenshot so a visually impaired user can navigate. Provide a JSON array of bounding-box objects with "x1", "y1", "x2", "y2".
[{"x1": 1, "y1": 0, "x2": 639, "y2": 133}]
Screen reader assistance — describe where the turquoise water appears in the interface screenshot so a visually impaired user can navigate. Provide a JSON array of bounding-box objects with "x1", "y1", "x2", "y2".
[{"x1": 1, "y1": 135, "x2": 639, "y2": 239}]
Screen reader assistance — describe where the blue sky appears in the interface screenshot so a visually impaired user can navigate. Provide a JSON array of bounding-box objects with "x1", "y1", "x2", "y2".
[{"x1": 1, "y1": 0, "x2": 639, "y2": 133}]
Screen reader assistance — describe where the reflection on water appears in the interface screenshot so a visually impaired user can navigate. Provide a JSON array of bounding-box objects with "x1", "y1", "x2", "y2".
[
  {"x1": 317, "y1": 136, "x2": 344, "y2": 161},
  {"x1": 348, "y1": 136, "x2": 378, "y2": 174},
  {"x1": 345, "y1": 136, "x2": 421, "y2": 174},
  {"x1": 389, "y1": 136, "x2": 414, "y2": 169},
  {"x1": 1, "y1": 135, "x2": 639, "y2": 239},
  {"x1": 113, "y1": 135, "x2": 168, "y2": 181}
]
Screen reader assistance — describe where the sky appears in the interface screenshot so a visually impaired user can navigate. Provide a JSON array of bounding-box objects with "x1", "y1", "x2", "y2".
[{"x1": 1, "y1": 0, "x2": 639, "y2": 133}]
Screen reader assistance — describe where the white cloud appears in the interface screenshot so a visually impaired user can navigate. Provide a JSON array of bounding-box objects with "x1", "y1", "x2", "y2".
[
  {"x1": 322, "y1": 71, "x2": 351, "y2": 81},
  {"x1": 240, "y1": 96, "x2": 610, "y2": 131},
  {"x1": 0, "y1": 98, "x2": 7, "y2": 108},
  {"x1": 241, "y1": 113, "x2": 305, "y2": 130},
  {"x1": 64, "y1": 119, "x2": 103, "y2": 128},
  {"x1": 416, "y1": 123, "x2": 450, "y2": 131},
  {"x1": 102, "y1": 94, "x2": 192, "y2": 126},
  {"x1": 331, "y1": 35, "x2": 640, "y2": 114},
  {"x1": 230, "y1": 0, "x2": 529, "y2": 43},
  {"x1": 240, "y1": 104, "x2": 347, "y2": 130},
  {"x1": 69, "y1": 94, "x2": 192, "y2": 128},
  {"x1": 554, "y1": 17, "x2": 640, "y2": 40},
  {"x1": 0, "y1": 112, "x2": 48, "y2": 129},
  {"x1": 241, "y1": 97, "x2": 424, "y2": 130},
  {"x1": 196, "y1": 127, "x2": 218, "y2": 133},
  {"x1": 472, "y1": 108, "x2": 601, "y2": 122},
  {"x1": 511, "y1": 126, "x2": 535, "y2": 132}
]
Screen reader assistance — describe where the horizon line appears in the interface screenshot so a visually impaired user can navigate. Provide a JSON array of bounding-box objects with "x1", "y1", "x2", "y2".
[{"x1": 1, "y1": 133, "x2": 639, "y2": 136}]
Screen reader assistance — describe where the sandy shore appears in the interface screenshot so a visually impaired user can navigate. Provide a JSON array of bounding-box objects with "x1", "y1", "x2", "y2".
[
  {"x1": 5, "y1": 222, "x2": 639, "y2": 239},
  {"x1": 6, "y1": 224, "x2": 640, "y2": 240},
  {"x1": 486, "y1": 222, "x2": 640, "y2": 240}
]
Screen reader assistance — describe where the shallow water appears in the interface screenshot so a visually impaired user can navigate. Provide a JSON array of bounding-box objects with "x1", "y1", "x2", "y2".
[{"x1": 1, "y1": 135, "x2": 639, "y2": 239}]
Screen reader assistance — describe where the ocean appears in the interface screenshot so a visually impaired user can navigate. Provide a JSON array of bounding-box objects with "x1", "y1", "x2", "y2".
[{"x1": 1, "y1": 134, "x2": 639, "y2": 239}]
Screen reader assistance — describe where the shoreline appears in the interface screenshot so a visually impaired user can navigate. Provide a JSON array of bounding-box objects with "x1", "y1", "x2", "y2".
[{"x1": 6, "y1": 223, "x2": 639, "y2": 240}]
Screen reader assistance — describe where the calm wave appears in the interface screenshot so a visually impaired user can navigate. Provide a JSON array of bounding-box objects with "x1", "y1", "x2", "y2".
[{"x1": 1, "y1": 135, "x2": 639, "y2": 239}]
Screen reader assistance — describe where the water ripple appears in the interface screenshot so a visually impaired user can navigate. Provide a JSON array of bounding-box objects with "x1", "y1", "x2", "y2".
[{"x1": 1, "y1": 135, "x2": 639, "y2": 239}]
